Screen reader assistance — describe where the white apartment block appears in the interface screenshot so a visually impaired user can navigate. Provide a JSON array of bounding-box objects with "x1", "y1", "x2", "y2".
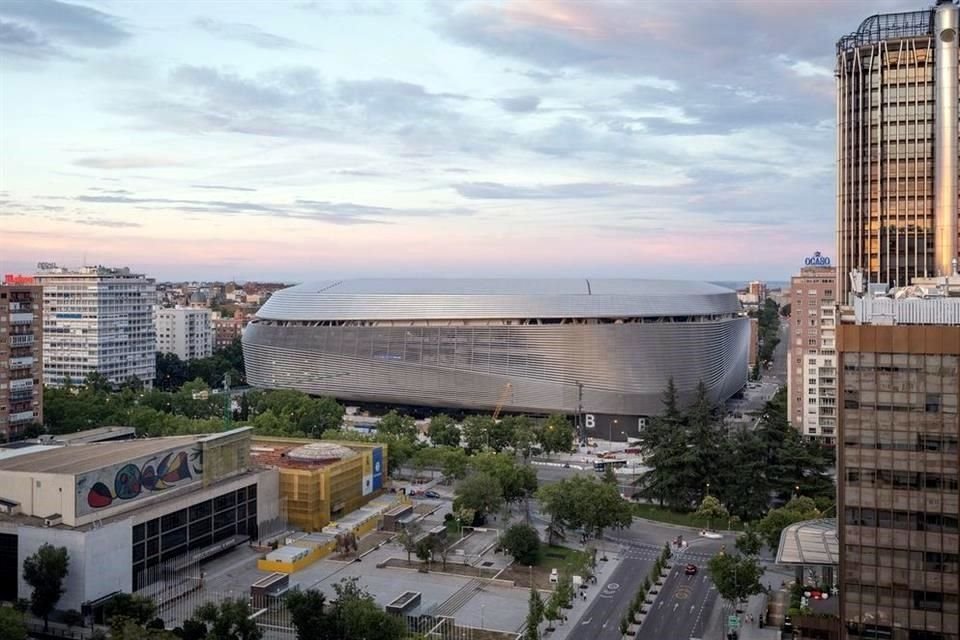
[
  {"x1": 788, "y1": 261, "x2": 838, "y2": 443},
  {"x1": 33, "y1": 264, "x2": 156, "y2": 389},
  {"x1": 156, "y1": 307, "x2": 213, "y2": 361}
]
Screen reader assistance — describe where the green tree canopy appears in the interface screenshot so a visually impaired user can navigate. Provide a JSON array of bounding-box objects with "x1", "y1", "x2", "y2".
[
  {"x1": 377, "y1": 410, "x2": 417, "y2": 442},
  {"x1": 538, "y1": 414, "x2": 574, "y2": 455},
  {"x1": 756, "y1": 496, "x2": 822, "y2": 550},
  {"x1": 694, "y1": 495, "x2": 729, "y2": 530},
  {"x1": 453, "y1": 472, "x2": 504, "y2": 525},
  {"x1": 189, "y1": 599, "x2": 262, "y2": 640},
  {"x1": 427, "y1": 414, "x2": 460, "y2": 447},
  {"x1": 0, "y1": 607, "x2": 27, "y2": 640},
  {"x1": 22, "y1": 543, "x2": 69, "y2": 630},
  {"x1": 501, "y1": 523, "x2": 541, "y2": 566},
  {"x1": 461, "y1": 415, "x2": 495, "y2": 453},
  {"x1": 707, "y1": 552, "x2": 765, "y2": 607}
]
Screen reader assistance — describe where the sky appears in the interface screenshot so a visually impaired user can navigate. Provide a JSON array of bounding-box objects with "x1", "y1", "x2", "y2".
[{"x1": 0, "y1": 0, "x2": 920, "y2": 282}]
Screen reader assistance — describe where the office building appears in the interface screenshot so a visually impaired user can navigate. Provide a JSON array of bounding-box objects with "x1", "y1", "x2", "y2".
[
  {"x1": 748, "y1": 280, "x2": 767, "y2": 301},
  {"x1": 838, "y1": 285, "x2": 960, "y2": 640},
  {"x1": 243, "y1": 279, "x2": 750, "y2": 440},
  {"x1": 788, "y1": 257, "x2": 839, "y2": 442},
  {"x1": 836, "y1": 1, "x2": 960, "y2": 300},
  {"x1": 0, "y1": 428, "x2": 280, "y2": 610},
  {"x1": 156, "y1": 307, "x2": 213, "y2": 361},
  {"x1": 0, "y1": 281, "x2": 43, "y2": 440},
  {"x1": 32, "y1": 264, "x2": 156, "y2": 388}
]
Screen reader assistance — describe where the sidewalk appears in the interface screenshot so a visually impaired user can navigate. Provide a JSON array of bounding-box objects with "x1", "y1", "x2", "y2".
[
  {"x1": 542, "y1": 544, "x2": 624, "y2": 640},
  {"x1": 734, "y1": 592, "x2": 780, "y2": 640}
]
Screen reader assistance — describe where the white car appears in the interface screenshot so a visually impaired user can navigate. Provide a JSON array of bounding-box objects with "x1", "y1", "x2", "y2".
[{"x1": 699, "y1": 530, "x2": 723, "y2": 539}]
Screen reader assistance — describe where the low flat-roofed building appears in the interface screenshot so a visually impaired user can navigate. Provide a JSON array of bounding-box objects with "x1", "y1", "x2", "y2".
[{"x1": 0, "y1": 427, "x2": 279, "y2": 612}]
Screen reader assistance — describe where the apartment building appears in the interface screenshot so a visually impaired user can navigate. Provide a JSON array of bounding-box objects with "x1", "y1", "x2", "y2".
[
  {"x1": 156, "y1": 307, "x2": 214, "y2": 361},
  {"x1": 0, "y1": 281, "x2": 43, "y2": 440},
  {"x1": 33, "y1": 264, "x2": 156, "y2": 388},
  {"x1": 839, "y1": 283, "x2": 960, "y2": 640},
  {"x1": 788, "y1": 258, "x2": 839, "y2": 442},
  {"x1": 212, "y1": 310, "x2": 248, "y2": 350}
]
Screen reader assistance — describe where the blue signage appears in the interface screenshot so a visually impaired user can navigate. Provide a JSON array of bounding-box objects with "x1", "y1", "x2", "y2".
[
  {"x1": 371, "y1": 447, "x2": 383, "y2": 491},
  {"x1": 804, "y1": 251, "x2": 831, "y2": 267}
]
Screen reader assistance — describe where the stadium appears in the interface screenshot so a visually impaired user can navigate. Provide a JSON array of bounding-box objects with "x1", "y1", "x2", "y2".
[{"x1": 242, "y1": 279, "x2": 749, "y2": 439}]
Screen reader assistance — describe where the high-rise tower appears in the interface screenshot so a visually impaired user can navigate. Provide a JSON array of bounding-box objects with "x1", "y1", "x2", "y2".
[{"x1": 837, "y1": 1, "x2": 960, "y2": 300}]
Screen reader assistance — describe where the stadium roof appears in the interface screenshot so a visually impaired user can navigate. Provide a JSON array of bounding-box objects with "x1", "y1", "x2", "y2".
[{"x1": 256, "y1": 278, "x2": 740, "y2": 321}]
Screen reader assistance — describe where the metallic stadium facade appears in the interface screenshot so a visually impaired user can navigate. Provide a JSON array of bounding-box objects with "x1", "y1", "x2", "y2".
[{"x1": 242, "y1": 279, "x2": 749, "y2": 438}]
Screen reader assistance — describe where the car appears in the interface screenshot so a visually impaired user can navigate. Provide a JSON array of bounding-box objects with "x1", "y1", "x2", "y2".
[
  {"x1": 423, "y1": 490, "x2": 441, "y2": 499},
  {"x1": 685, "y1": 564, "x2": 698, "y2": 575}
]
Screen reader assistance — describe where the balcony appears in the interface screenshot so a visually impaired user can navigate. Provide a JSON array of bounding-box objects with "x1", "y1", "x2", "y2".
[
  {"x1": 9, "y1": 312, "x2": 34, "y2": 325},
  {"x1": 10, "y1": 335, "x2": 34, "y2": 347},
  {"x1": 9, "y1": 410, "x2": 35, "y2": 424},
  {"x1": 8, "y1": 356, "x2": 34, "y2": 370}
]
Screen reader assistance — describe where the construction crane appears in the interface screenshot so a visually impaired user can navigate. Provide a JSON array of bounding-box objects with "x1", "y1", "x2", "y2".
[{"x1": 492, "y1": 382, "x2": 513, "y2": 420}]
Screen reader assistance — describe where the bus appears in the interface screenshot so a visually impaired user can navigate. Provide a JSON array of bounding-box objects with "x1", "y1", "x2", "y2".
[{"x1": 594, "y1": 459, "x2": 628, "y2": 473}]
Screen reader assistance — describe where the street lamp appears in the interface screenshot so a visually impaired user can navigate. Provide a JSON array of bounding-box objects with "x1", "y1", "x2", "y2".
[
  {"x1": 706, "y1": 482, "x2": 711, "y2": 496},
  {"x1": 610, "y1": 418, "x2": 618, "y2": 444}
]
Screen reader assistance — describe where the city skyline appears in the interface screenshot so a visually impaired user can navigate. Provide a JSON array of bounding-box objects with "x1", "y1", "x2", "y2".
[{"x1": 1, "y1": 0, "x2": 918, "y2": 282}]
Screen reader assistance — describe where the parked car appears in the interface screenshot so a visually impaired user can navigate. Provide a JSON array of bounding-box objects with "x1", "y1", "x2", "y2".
[{"x1": 685, "y1": 564, "x2": 698, "y2": 576}]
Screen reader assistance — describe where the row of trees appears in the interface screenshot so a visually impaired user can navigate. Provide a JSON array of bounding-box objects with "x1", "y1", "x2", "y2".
[
  {"x1": 636, "y1": 380, "x2": 834, "y2": 521},
  {"x1": 155, "y1": 339, "x2": 246, "y2": 391},
  {"x1": 754, "y1": 297, "x2": 782, "y2": 373},
  {"x1": 619, "y1": 543, "x2": 672, "y2": 635}
]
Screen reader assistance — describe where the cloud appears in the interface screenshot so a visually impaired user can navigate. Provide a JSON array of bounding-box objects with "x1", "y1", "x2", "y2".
[
  {"x1": 0, "y1": 0, "x2": 128, "y2": 55},
  {"x1": 194, "y1": 17, "x2": 312, "y2": 50},
  {"x1": 74, "y1": 155, "x2": 185, "y2": 169},
  {"x1": 191, "y1": 184, "x2": 258, "y2": 192},
  {"x1": 496, "y1": 95, "x2": 540, "y2": 113},
  {"x1": 0, "y1": 19, "x2": 63, "y2": 59},
  {"x1": 74, "y1": 217, "x2": 142, "y2": 228},
  {"x1": 72, "y1": 193, "x2": 473, "y2": 225},
  {"x1": 454, "y1": 181, "x2": 653, "y2": 199}
]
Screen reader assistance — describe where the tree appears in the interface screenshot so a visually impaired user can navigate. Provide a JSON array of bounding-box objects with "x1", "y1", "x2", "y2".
[
  {"x1": 524, "y1": 587, "x2": 544, "y2": 640},
  {"x1": 454, "y1": 472, "x2": 504, "y2": 525},
  {"x1": 285, "y1": 590, "x2": 337, "y2": 640},
  {"x1": 190, "y1": 599, "x2": 262, "y2": 640},
  {"x1": 756, "y1": 496, "x2": 821, "y2": 550},
  {"x1": 331, "y1": 578, "x2": 407, "y2": 640},
  {"x1": 736, "y1": 526, "x2": 764, "y2": 557},
  {"x1": 428, "y1": 414, "x2": 460, "y2": 447},
  {"x1": 538, "y1": 414, "x2": 574, "y2": 456},
  {"x1": 602, "y1": 464, "x2": 617, "y2": 485},
  {"x1": 378, "y1": 410, "x2": 417, "y2": 441},
  {"x1": 461, "y1": 415, "x2": 494, "y2": 453},
  {"x1": 501, "y1": 523, "x2": 541, "y2": 566},
  {"x1": 470, "y1": 452, "x2": 538, "y2": 504},
  {"x1": 440, "y1": 447, "x2": 469, "y2": 481},
  {"x1": 694, "y1": 495, "x2": 729, "y2": 531},
  {"x1": 0, "y1": 607, "x2": 27, "y2": 640},
  {"x1": 415, "y1": 537, "x2": 438, "y2": 571},
  {"x1": 105, "y1": 593, "x2": 157, "y2": 625},
  {"x1": 22, "y1": 543, "x2": 69, "y2": 630},
  {"x1": 707, "y1": 552, "x2": 765, "y2": 608},
  {"x1": 488, "y1": 418, "x2": 516, "y2": 453},
  {"x1": 543, "y1": 589, "x2": 562, "y2": 630},
  {"x1": 538, "y1": 476, "x2": 632, "y2": 542},
  {"x1": 396, "y1": 523, "x2": 421, "y2": 563},
  {"x1": 110, "y1": 617, "x2": 177, "y2": 640},
  {"x1": 505, "y1": 415, "x2": 537, "y2": 459}
]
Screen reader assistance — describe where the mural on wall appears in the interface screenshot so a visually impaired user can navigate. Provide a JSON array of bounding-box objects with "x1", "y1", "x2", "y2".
[
  {"x1": 78, "y1": 446, "x2": 204, "y2": 514},
  {"x1": 362, "y1": 447, "x2": 384, "y2": 497}
]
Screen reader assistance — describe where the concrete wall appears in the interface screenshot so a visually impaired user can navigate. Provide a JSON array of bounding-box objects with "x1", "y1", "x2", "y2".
[
  {"x1": 18, "y1": 520, "x2": 132, "y2": 611},
  {"x1": 0, "y1": 472, "x2": 76, "y2": 523}
]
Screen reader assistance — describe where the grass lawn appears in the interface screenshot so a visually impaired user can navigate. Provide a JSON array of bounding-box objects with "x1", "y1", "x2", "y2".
[
  {"x1": 632, "y1": 503, "x2": 745, "y2": 531},
  {"x1": 538, "y1": 545, "x2": 591, "y2": 573}
]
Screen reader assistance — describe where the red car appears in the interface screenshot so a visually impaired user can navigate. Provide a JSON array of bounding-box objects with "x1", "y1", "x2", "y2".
[{"x1": 685, "y1": 564, "x2": 698, "y2": 575}]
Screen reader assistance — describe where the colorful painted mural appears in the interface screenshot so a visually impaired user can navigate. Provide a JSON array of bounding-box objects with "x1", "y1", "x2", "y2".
[{"x1": 77, "y1": 445, "x2": 203, "y2": 515}]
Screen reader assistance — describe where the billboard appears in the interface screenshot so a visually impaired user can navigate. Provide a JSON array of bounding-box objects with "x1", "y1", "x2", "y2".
[
  {"x1": 361, "y1": 447, "x2": 384, "y2": 496},
  {"x1": 75, "y1": 444, "x2": 204, "y2": 516}
]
